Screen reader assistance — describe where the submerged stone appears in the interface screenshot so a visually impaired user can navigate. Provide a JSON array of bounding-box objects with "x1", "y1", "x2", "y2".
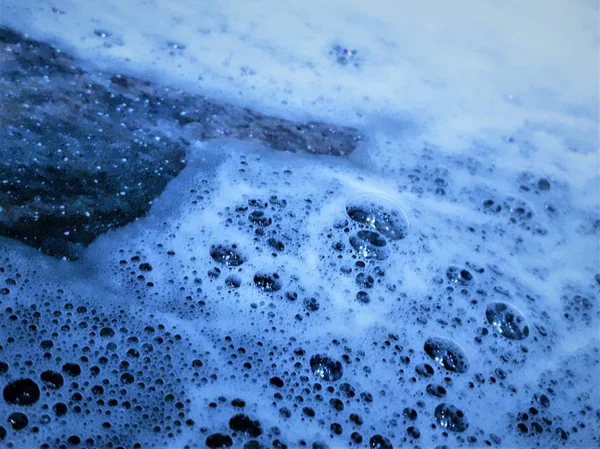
[{"x1": 0, "y1": 27, "x2": 361, "y2": 260}]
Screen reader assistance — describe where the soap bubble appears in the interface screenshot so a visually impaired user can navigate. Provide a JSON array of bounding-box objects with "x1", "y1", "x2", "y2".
[
  {"x1": 346, "y1": 194, "x2": 409, "y2": 240},
  {"x1": 486, "y1": 302, "x2": 529, "y2": 340}
]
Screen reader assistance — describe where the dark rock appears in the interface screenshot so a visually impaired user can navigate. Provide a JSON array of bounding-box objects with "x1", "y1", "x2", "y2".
[{"x1": 0, "y1": 27, "x2": 361, "y2": 259}]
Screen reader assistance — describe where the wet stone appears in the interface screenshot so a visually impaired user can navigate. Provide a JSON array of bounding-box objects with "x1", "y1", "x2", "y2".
[
  {"x1": 434, "y1": 403, "x2": 469, "y2": 432},
  {"x1": 0, "y1": 31, "x2": 188, "y2": 260},
  {"x1": 3, "y1": 378, "x2": 40, "y2": 405},
  {"x1": 486, "y1": 302, "x2": 530, "y2": 340},
  {"x1": 0, "y1": 27, "x2": 361, "y2": 259},
  {"x1": 424, "y1": 337, "x2": 469, "y2": 373}
]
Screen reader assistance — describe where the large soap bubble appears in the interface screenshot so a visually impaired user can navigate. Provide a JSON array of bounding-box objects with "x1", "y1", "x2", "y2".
[
  {"x1": 424, "y1": 337, "x2": 469, "y2": 373},
  {"x1": 434, "y1": 403, "x2": 469, "y2": 432},
  {"x1": 349, "y1": 230, "x2": 389, "y2": 260},
  {"x1": 346, "y1": 194, "x2": 409, "y2": 240},
  {"x1": 310, "y1": 354, "x2": 344, "y2": 381},
  {"x1": 486, "y1": 302, "x2": 530, "y2": 340}
]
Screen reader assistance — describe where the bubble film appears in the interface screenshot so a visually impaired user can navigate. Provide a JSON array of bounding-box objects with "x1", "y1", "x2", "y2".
[{"x1": 0, "y1": 2, "x2": 598, "y2": 449}]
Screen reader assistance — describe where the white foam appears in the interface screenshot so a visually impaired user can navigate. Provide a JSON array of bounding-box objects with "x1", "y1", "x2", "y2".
[{"x1": 1, "y1": 0, "x2": 598, "y2": 447}]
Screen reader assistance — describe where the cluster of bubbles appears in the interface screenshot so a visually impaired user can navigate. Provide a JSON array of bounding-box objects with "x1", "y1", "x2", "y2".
[
  {"x1": 0, "y1": 276, "x2": 214, "y2": 448},
  {"x1": 328, "y1": 44, "x2": 360, "y2": 68},
  {"x1": 1, "y1": 142, "x2": 598, "y2": 449}
]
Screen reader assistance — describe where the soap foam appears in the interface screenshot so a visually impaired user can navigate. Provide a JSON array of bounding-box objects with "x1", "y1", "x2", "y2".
[{"x1": 0, "y1": 1, "x2": 598, "y2": 448}]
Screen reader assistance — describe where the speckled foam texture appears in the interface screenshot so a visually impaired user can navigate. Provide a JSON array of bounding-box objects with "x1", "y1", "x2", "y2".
[{"x1": 0, "y1": 1, "x2": 598, "y2": 448}]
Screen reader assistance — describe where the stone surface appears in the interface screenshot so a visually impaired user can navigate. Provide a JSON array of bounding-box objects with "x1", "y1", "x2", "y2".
[{"x1": 0, "y1": 27, "x2": 361, "y2": 259}]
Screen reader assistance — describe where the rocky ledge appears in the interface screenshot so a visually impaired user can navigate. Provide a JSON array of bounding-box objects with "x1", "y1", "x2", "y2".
[{"x1": 0, "y1": 27, "x2": 360, "y2": 259}]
